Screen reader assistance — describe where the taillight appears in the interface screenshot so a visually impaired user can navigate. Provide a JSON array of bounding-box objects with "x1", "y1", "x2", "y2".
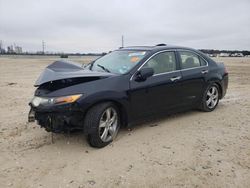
[{"x1": 224, "y1": 66, "x2": 228, "y2": 74}]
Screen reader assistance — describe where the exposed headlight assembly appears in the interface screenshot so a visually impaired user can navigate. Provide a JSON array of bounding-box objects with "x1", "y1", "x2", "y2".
[{"x1": 31, "y1": 94, "x2": 82, "y2": 107}]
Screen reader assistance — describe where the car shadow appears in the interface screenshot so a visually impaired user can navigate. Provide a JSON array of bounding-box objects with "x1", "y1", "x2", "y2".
[{"x1": 44, "y1": 107, "x2": 223, "y2": 150}]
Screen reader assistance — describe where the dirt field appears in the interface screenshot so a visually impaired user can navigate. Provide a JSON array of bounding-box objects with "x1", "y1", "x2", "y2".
[{"x1": 0, "y1": 56, "x2": 249, "y2": 188}]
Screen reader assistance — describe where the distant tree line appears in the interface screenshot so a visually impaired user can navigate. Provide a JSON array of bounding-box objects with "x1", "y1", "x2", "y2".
[
  {"x1": 1, "y1": 50, "x2": 250, "y2": 56},
  {"x1": 0, "y1": 52, "x2": 105, "y2": 56},
  {"x1": 199, "y1": 49, "x2": 250, "y2": 56}
]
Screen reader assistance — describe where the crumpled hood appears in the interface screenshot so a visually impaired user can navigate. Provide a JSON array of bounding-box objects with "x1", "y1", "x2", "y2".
[{"x1": 35, "y1": 60, "x2": 115, "y2": 86}]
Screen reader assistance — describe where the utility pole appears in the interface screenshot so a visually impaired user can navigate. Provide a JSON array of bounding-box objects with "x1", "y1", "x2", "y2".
[
  {"x1": 121, "y1": 35, "x2": 124, "y2": 48},
  {"x1": 42, "y1": 40, "x2": 45, "y2": 54}
]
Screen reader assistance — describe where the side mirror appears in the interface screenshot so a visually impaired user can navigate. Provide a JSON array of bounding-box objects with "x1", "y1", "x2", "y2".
[{"x1": 135, "y1": 67, "x2": 154, "y2": 81}]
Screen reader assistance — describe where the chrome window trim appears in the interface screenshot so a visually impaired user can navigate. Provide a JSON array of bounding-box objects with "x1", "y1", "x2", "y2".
[
  {"x1": 153, "y1": 70, "x2": 180, "y2": 77},
  {"x1": 130, "y1": 49, "x2": 209, "y2": 81},
  {"x1": 179, "y1": 65, "x2": 208, "y2": 72}
]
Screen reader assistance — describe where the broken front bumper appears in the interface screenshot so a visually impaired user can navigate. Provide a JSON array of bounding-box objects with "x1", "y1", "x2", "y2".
[
  {"x1": 28, "y1": 103, "x2": 84, "y2": 133},
  {"x1": 28, "y1": 108, "x2": 35, "y2": 122}
]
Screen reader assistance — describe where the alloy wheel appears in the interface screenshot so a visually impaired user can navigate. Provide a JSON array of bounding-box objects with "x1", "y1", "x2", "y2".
[
  {"x1": 206, "y1": 86, "x2": 219, "y2": 109},
  {"x1": 99, "y1": 107, "x2": 118, "y2": 142}
]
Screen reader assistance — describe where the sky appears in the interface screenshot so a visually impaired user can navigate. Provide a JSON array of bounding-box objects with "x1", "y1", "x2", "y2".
[{"x1": 0, "y1": 0, "x2": 250, "y2": 53}]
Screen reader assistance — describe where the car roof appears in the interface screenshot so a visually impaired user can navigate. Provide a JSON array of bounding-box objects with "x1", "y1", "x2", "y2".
[
  {"x1": 118, "y1": 44, "x2": 212, "y2": 63},
  {"x1": 119, "y1": 44, "x2": 195, "y2": 52}
]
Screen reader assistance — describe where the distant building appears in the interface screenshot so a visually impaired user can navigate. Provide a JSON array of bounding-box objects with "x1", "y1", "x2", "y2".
[
  {"x1": 7, "y1": 45, "x2": 15, "y2": 53},
  {"x1": 7, "y1": 45, "x2": 23, "y2": 54},
  {"x1": 0, "y1": 40, "x2": 5, "y2": 54},
  {"x1": 231, "y1": 53, "x2": 243, "y2": 57},
  {"x1": 0, "y1": 40, "x2": 3, "y2": 50},
  {"x1": 219, "y1": 53, "x2": 230, "y2": 57},
  {"x1": 0, "y1": 48, "x2": 6, "y2": 54},
  {"x1": 15, "y1": 46, "x2": 22, "y2": 54},
  {"x1": 206, "y1": 53, "x2": 216, "y2": 57}
]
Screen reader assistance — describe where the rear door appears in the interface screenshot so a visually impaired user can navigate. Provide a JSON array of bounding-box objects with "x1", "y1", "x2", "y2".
[
  {"x1": 129, "y1": 51, "x2": 183, "y2": 119},
  {"x1": 177, "y1": 50, "x2": 209, "y2": 105}
]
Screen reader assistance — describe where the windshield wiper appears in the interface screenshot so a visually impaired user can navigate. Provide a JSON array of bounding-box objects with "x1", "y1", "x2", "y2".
[{"x1": 97, "y1": 64, "x2": 110, "y2": 73}]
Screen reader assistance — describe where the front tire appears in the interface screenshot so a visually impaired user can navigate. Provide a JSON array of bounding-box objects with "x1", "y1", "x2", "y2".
[
  {"x1": 84, "y1": 102, "x2": 120, "y2": 148},
  {"x1": 200, "y1": 83, "x2": 220, "y2": 112}
]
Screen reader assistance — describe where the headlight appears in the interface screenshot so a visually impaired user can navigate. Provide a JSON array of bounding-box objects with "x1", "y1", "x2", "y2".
[
  {"x1": 31, "y1": 97, "x2": 51, "y2": 107},
  {"x1": 53, "y1": 94, "x2": 82, "y2": 105},
  {"x1": 31, "y1": 94, "x2": 82, "y2": 107}
]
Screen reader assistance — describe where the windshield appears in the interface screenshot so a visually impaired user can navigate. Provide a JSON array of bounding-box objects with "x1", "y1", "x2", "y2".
[{"x1": 91, "y1": 50, "x2": 147, "y2": 74}]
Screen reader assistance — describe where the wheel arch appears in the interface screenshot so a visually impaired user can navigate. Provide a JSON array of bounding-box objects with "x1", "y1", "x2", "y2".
[
  {"x1": 83, "y1": 99, "x2": 129, "y2": 134},
  {"x1": 212, "y1": 81, "x2": 223, "y2": 99}
]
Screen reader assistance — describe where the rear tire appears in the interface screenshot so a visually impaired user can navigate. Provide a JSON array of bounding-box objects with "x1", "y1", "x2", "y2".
[
  {"x1": 84, "y1": 102, "x2": 120, "y2": 148},
  {"x1": 200, "y1": 83, "x2": 220, "y2": 112}
]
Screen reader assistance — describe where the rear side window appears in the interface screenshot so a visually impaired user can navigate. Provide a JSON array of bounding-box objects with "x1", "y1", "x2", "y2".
[
  {"x1": 143, "y1": 51, "x2": 177, "y2": 75},
  {"x1": 179, "y1": 51, "x2": 206, "y2": 69},
  {"x1": 200, "y1": 57, "x2": 207, "y2": 66}
]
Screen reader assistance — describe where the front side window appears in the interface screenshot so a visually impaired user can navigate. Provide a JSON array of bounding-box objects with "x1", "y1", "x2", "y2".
[
  {"x1": 179, "y1": 51, "x2": 206, "y2": 69},
  {"x1": 91, "y1": 50, "x2": 147, "y2": 74},
  {"x1": 143, "y1": 51, "x2": 177, "y2": 75}
]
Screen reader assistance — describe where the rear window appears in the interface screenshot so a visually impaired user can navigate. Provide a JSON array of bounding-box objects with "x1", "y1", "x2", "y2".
[{"x1": 179, "y1": 51, "x2": 207, "y2": 69}]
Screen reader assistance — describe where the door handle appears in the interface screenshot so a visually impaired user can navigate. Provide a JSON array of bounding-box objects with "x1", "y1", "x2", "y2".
[
  {"x1": 201, "y1": 70, "x2": 208, "y2": 74},
  {"x1": 170, "y1": 76, "x2": 181, "y2": 82}
]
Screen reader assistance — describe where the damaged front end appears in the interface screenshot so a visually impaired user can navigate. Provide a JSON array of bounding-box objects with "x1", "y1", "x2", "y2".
[
  {"x1": 28, "y1": 60, "x2": 114, "y2": 133},
  {"x1": 29, "y1": 94, "x2": 84, "y2": 132},
  {"x1": 29, "y1": 106, "x2": 84, "y2": 133}
]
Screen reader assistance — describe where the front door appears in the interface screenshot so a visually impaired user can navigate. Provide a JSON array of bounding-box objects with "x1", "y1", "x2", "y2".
[{"x1": 129, "y1": 51, "x2": 183, "y2": 120}]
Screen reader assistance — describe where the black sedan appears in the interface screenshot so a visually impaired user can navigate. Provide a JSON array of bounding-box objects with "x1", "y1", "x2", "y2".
[{"x1": 28, "y1": 44, "x2": 228, "y2": 148}]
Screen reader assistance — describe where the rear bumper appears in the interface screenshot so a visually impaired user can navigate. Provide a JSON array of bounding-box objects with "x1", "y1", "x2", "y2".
[{"x1": 220, "y1": 74, "x2": 228, "y2": 99}]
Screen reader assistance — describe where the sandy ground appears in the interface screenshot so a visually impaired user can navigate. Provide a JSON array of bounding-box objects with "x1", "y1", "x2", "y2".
[{"x1": 0, "y1": 55, "x2": 250, "y2": 188}]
